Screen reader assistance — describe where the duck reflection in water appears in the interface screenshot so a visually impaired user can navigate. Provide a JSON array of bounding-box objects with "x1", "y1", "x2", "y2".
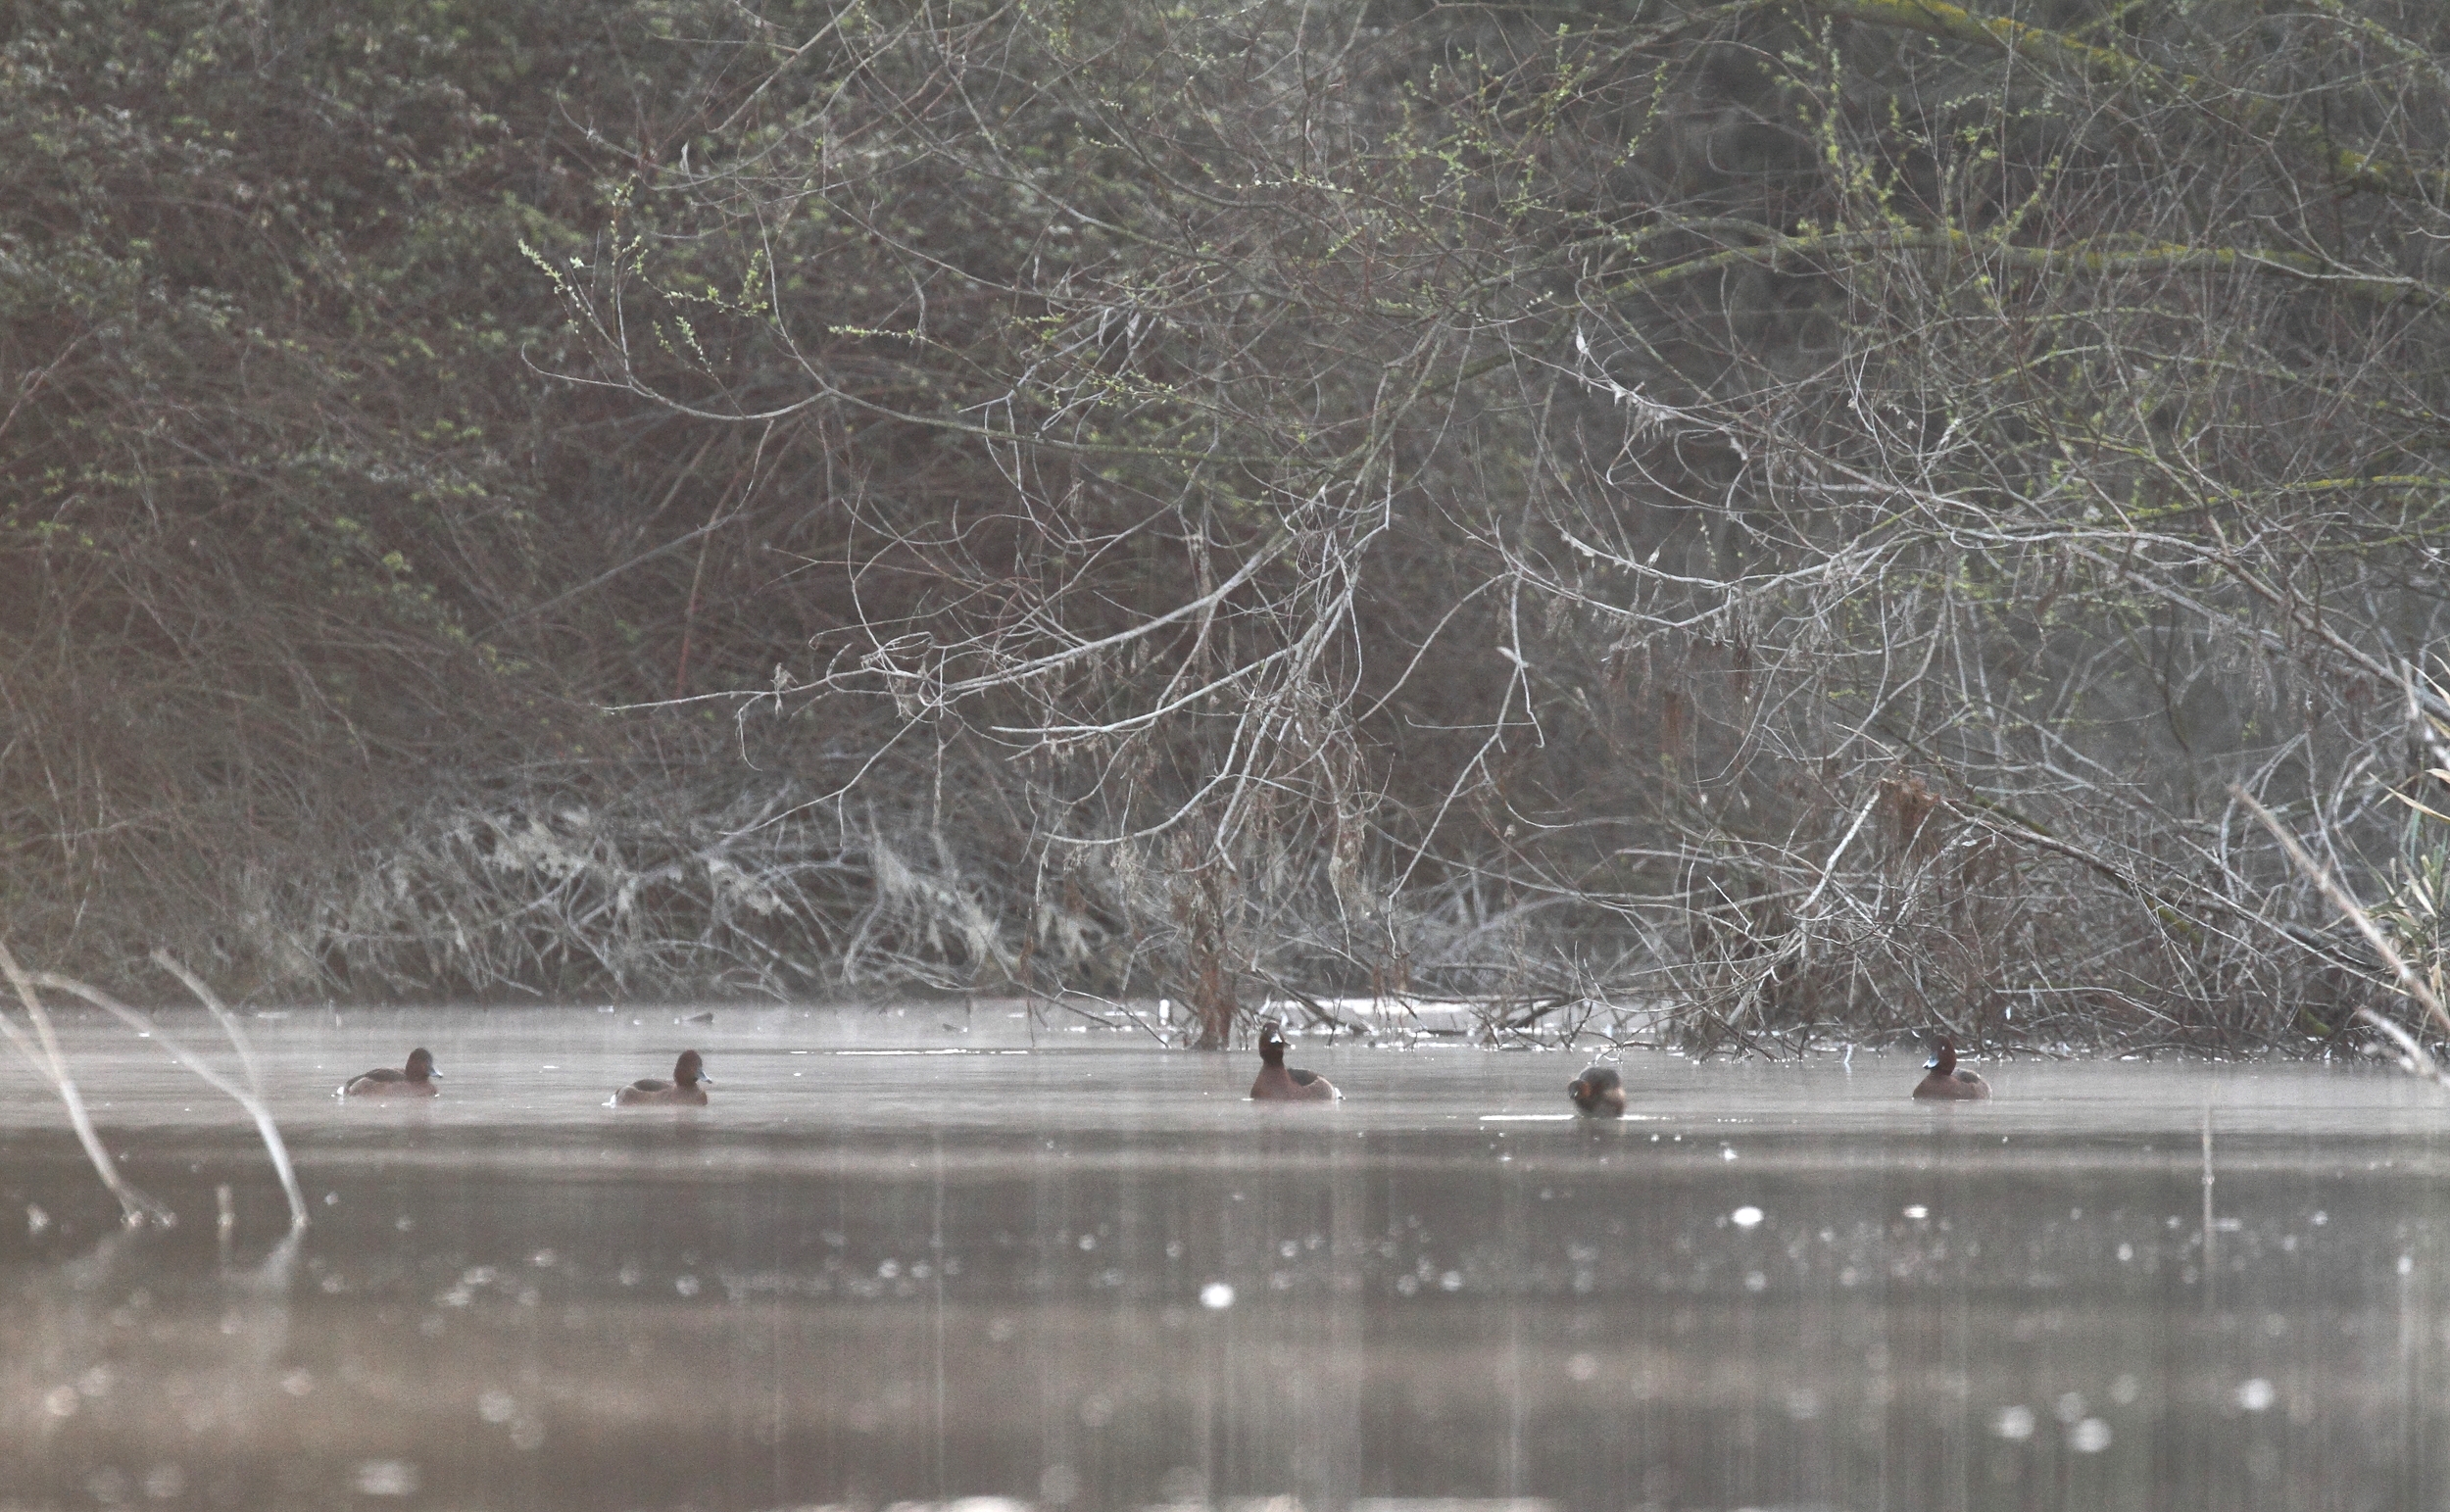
[
  {"x1": 1912, "y1": 1036, "x2": 1990, "y2": 1100},
  {"x1": 339, "y1": 1048, "x2": 440, "y2": 1098},
  {"x1": 615, "y1": 1049, "x2": 711, "y2": 1106},
  {"x1": 1250, "y1": 1022, "x2": 1339, "y2": 1101}
]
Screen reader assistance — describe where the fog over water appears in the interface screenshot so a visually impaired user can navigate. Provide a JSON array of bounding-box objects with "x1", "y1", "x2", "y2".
[{"x1": 2, "y1": 1007, "x2": 2445, "y2": 1510}]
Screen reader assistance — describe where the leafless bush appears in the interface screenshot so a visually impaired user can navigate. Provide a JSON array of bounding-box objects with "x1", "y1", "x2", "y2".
[{"x1": 18, "y1": 0, "x2": 2450, "y2": 1049}]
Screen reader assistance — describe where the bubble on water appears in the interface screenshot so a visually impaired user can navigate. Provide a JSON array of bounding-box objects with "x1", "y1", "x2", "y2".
[
  {"x1": 351, "y1": 1461, "x2": 418, "y2": 1496},
  {"x1": 2070, "y1": 1418, "x2": 2113, "y2": 1453},
  {"x1": 1903, "y1": 1205, "x2": 1929, "y2": 1220},
  {"x1": 674, "y1": 1275, "x2": 701, "y2": 1297},
  {"x1": 278, "y1": 1369, "x2": 313, "y2": 1397},
  {"x1": 1731, "y1": 1206, "x2": 1764, "y2": 1229},
  {"x1": 1200, "y1": 1282, "x2": 1235, "y2": 1309},
  {"x1": 2109, "y1": 1373, "x2": 2141, "y2": 1405},
  {"x1": 26, "y1": 1204, "x2": 49, "y2": 1237},
  {"x1": 1993, "y1": 1405, "x2": 2035, "y2": 1440},
  {"x1": 479, "y1": 1390, "x2": 516, "y2": 1424},
  {"x1": 2236, "y1": 1378, "x2": 2276, "y2": 1412},
  {"x1": 1440, "y1": 1270, "x2": 1464, "y2": 1292},
  {"x1": 2399, "y1": 1254, "x2": 2416, "y2": 1276},
  {"x1": 43, "y1": 1386, "x2": 78, "y2": 1418}
]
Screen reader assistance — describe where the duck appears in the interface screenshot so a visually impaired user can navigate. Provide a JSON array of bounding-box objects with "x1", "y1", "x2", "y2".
[
  {"x1": 1250, "y1": 1022, "x2": 1339, "y2": 1102},
  {"x1": 339, "y1": 1048, "x2": 441, "y2": 1098},
  {"x1": 615, "y1": 1049, "x2": 711, "y2": 1106},
  {"x1": 1912, "y1": 1037, "x2": 1991, "y2": 1100},
  {"x1": 1567, "y1": 1064, "x2": 1627, "y2": 1117}
]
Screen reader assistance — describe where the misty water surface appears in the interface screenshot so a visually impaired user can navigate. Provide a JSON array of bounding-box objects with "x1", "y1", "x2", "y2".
[{"x1": 1, "y1": 1006, "x2": 2445, "y2": 1511}]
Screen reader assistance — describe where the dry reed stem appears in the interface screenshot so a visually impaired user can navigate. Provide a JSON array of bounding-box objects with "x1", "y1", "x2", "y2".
[
  {"x1": 0, "y1": 941, "x2": 174, "y2": 1228},
  {"x1": 2232, "y1": 785, "x2": 2450, "y2": 1067},
  {"x1": 2351, "y1": 1006, "x2": 2449, "y2": 1087},
  {"x1": 33, "y1": 968, "x2": 310, "y2": 1230}
]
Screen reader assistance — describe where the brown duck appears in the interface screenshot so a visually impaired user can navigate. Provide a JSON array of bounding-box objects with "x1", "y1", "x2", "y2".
[
  {"x1": 1250, "y1": 1023, "x2": 1338, "y2": 1102},
  {"x1": 340, "y1": 1048, "x2": 441, "y2": 1098},
  {"x1": 1567, "y1": 1064, "x2": 1627, "y2": 1117},
  {"x1": 615, "y1": 1049, "x2": 711, "y2": 1106},
  {"x1": 1912, "y1": 1037, "x2": 1990, "y2": 1100}
]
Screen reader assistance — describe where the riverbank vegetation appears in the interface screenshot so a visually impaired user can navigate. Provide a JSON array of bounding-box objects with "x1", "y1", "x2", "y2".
[{"x1": 9, "y1": 0, "x2": 2450, "y2": 1051}]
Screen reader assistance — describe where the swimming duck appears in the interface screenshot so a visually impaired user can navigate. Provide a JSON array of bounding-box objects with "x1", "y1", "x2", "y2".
[
  {"x1": 1911, "y1": 1037, "x2": 1990, "y2": 1100},
  {"x1": 1250, "y1": 1022, "x2": 1339, "y2": 1102},
  {"x1": 340, "y1": 1048, "x2": 441, "y2": 1098},
  {"x1": 615, "y1": 1049, "x2": 710, "y2": 1106},
  {"x1": 1568, "y1": 1064, "x2": 1627, "y2": 1117}
]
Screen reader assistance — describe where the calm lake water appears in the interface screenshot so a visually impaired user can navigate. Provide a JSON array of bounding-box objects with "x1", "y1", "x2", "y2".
[{"x1": 1, "y1": 1005, "x2": 2445, "y2": 1511}]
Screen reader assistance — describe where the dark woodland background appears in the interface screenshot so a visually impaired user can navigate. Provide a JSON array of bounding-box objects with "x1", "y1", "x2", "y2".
[{"x1": 10, "y1": 0, "x2": 2450, "y2": 1049}]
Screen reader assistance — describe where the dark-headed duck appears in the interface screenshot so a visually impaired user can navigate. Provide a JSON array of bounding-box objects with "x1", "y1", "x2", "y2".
[
  {"x1": 340, "y1": 1048, "x2": 441, "y2": 1098},
  {"x1": 615, "y1": 1049, "x2": 710, "y2": 1106},
  {"x1": 1912, "y1": 1037, "x2": 1990, "y2": 1100},
  {"x1": 1568, "y1": 1064, "x2": 1627, "y2": 1117},
  {"x1": 1250, "y1": 1023, "x2": 1338, "y2": 1102}
]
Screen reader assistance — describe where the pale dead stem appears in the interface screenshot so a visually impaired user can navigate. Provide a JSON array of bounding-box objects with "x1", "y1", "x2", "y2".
[
  {"x1": 0, "y1": 942, "x2": 310, "y2": 1228},
  {"x1": 0, "y1": 942, "x2": 173, "y2": 1228},
  {"x1": 2233, "y1": 786, "x2": 2450, "y2": 1086}
]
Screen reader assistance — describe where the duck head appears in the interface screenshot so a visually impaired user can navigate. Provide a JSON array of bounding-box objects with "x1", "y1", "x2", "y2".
[{"x1": 1257, "y1": 1022, "x2": 1290, "y2": 1065}]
